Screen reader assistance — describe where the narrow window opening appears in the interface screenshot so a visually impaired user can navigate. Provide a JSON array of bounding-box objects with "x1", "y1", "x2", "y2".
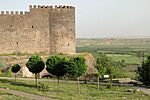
[
  {"x1": 10, "y1": 25, "x2": 12, "y2": 27},
  {"x1": 16, "y1": 42, "x2": 18, "y2": 45},
  {"x1": 32, "y1": 25, "x2": 34, "y2": 28},
  {"x1": 68, "y1": 43, "x2": 70, "y2": 46}
]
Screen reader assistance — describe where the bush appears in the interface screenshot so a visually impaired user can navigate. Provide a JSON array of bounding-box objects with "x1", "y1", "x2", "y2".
[
  {"x1": 0, "y1": 69, "x2": 12, "y2": 77},
  {"x1": 38, "y1": 82, "x2": 49, "y2": 92}
]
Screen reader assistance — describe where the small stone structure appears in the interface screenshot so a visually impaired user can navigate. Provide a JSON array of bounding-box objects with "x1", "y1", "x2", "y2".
[{"x1": 0, "y1": 5, "x2": 75, "y2": 55}]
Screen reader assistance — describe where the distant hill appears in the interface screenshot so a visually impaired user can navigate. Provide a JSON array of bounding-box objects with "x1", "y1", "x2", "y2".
[{"x1": 76, "y1": 38, "x2": 150, "y2": 47}]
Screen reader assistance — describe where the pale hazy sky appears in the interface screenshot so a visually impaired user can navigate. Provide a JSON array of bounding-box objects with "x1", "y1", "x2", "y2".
[{"x1": 0, "y1": 0, "x2": 150, "y2": 38}]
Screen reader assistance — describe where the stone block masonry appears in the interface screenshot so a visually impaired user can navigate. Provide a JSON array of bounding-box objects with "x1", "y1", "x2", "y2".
[{"x1": 0, "y1": 5, "x2": 76, "y2": 55}]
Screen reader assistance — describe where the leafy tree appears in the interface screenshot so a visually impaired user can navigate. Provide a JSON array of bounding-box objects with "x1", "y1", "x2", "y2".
[
  {"x1": 67, "y1": 56, "x2": 87, "y2": 94},
  {"x1": 95, "y1": 54, "x2": 115, "y2": 89},
  {"x1": 65, "y1": 62, "x2": 78, "y2": 79},
  {"x1": 26, "y1": 55, "x2": 45, "y2": 87},
  {"x1": 46, "y1": 56, "x2": 68, "y2": 83},
  {"x1": 95, "y1": 65, "x2": 107, "y2": 90},
  {"x1": 11, "y1": 64, "x2": 21, "y2": 81},
  {"x1": 95, "y1": 64, "x2": 107, "y2": 79},
  {"x1": 136, "y1": 55, "x2": 150, "y2": 85},
  {"x1": 96, "y1": 54, "x2": 112, "y2": 77},
  {"x1": 68, "y1": 56, "x2": 87, "y2": 78},
  {"x1": 106, "y1": 66, "x2": 115, "y2": 80}
]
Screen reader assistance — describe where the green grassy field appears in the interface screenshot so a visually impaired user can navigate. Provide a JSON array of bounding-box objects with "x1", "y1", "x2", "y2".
[
  {"x1": 106, "y1": 54, "x2": 142, "y2": 65},
  {"x1": 0, "y1": 79, "x2": 149, "y2": 100},
  {"x1": 77, "y1": 44, "x2": 149, "y2": 65}
]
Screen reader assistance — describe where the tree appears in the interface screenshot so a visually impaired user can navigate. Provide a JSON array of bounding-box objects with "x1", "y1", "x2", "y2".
[
  {"x1": 46, "y1": 56, "x2": 68, "y2": 83},
  {"x1": 95, "y1": 64, "x2": 107, "y2": 79},
  {"x1": 65, "y1": 62, "x2": 78, "y2": 79},
  {"x1": 11, "y1": 64, "x2": 21, "y2": 81},
  {"x1": 26, "y1": 55, "x2": 45, "y2": 87},
  {"x1": 67, "y1": 56, "x2": 87, "y2": 94},
  {"x1": 96, "y1": 54, "x2": 112, "y2": 78},
  {"x1": 95, "y1": 54, "x2": 114, "y2": 89},
  {"x1": 68, "y1": 56, "x2": 87, "y2": 78},
  {"x1": 95, "y1": 64, "x2": 107, "y2": 90},
  {"x1": 136, "y1": 55, "x2": 150, "y2": 85}
]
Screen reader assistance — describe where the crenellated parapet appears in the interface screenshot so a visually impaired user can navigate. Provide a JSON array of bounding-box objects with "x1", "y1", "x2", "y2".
[
  {"x1": 0, "y1": 5, "x2": 74, "y2": 15},
  {"x1": 0, "y1": 11, "x2": 29, "y2": 15},
  {"x1": 29, "y1": 5, "x2": 75, "y2": 10}
]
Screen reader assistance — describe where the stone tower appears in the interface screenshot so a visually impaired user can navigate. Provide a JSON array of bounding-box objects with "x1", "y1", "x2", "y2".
[{"x1": 0, "y1": 5, "x2": 76, "y2": 55}]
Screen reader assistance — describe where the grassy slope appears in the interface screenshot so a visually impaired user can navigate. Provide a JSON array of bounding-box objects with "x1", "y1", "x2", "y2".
[{"x1": 0, "y1": 79, "x2": 150, "y2": 100}]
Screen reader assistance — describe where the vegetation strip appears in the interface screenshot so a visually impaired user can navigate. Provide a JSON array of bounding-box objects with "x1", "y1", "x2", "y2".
[{"x1": 0, "y1": 78, "x2": 150, "y2": 100}]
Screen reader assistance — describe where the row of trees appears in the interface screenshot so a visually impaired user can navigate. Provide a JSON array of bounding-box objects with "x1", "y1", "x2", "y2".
[
  {"x1": 11, "y1": 53, "x2": 126, "y2": 87},
  {"x1": 11, "y1": 55, "x2": 87, "y2": 87}
]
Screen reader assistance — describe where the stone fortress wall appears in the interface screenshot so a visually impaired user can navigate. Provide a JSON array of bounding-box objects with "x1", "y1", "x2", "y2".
[{"x1": 0, "y1": 5, "x2": 76, "y2": 55}]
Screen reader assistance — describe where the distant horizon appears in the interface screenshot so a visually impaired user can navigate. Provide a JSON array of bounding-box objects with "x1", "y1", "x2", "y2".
[{"x1": 77, "y1": 36, "x2": 150, "y2": 39}]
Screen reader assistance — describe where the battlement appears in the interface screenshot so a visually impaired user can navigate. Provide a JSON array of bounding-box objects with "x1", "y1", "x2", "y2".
[
  {"x1": 0, "y1": 11, "x2": 29, "y2": 15},
  {"x1": 0, "y1": 5, "x2": 74, "y2": 15},
  {"x1": 29, "y1": 5, "x2": 75, "y2": 10}
]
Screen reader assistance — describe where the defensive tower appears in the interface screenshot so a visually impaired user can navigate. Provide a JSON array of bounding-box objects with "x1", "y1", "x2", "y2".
[{"x1": 0, "y1": 5, "x2": 76, "y2": 54}]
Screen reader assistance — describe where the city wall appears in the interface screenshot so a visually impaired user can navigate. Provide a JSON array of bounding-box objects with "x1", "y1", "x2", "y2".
[{"x1": 0, "y1": 5, "x2": 76, "y2": 54}]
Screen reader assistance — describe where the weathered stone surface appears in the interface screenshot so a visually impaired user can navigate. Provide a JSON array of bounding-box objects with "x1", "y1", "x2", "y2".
[
  {"x1": 0, "y1": 5, "x2": 76, "y2": 55},
  {"x1": 21, "y1": 66, "x2": 34, "y2": 77}
]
